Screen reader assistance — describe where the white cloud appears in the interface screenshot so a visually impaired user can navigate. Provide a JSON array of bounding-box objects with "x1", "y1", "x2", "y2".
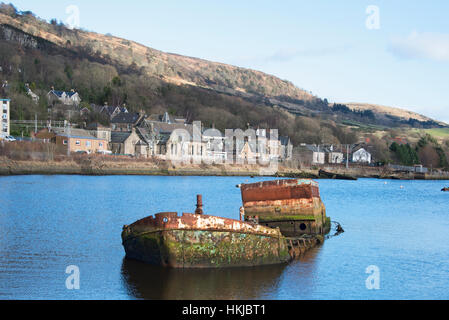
[
  {"x1": 266, "y1": 44, "x2": 352, "y2": 62},
  {"x1": 388, "y1": 31, "x2": 449, "y2": 62}
]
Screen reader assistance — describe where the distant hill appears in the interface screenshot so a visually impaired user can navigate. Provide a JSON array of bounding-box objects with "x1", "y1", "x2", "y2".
[{"x1": 343, "y1": 103, "x2": 447, "y2": 127}]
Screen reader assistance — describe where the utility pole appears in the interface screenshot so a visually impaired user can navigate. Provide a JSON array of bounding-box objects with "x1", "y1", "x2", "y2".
[
  {"x1": 34, "y1": 113, "x2": 37, "y2": 134},
  {"x1": 346, "y1": 144, "x2": 350, "y2": 169}
]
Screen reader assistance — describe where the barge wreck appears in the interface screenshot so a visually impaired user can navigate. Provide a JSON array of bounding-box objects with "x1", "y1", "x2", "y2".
[
  {"x1": 122, "y1": 179, "x2": 330, "y2": 268},
  {"x1": 240, "y1": 179, "x2": 331, "y2": 237}
]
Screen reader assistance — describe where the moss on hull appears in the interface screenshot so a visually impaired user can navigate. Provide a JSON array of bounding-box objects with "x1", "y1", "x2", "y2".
[{"x1": 122, "y1": 229, "x2": 291, "y2": 268}]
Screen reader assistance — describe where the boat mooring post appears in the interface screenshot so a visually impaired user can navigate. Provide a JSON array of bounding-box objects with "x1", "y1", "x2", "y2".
[{"x1": 195, "y1": 195, "x2": 204, "y2": 215}]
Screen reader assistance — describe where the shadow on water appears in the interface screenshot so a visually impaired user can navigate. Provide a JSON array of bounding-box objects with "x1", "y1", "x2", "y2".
[{"x1": 121, "y1": 259, "x2": 289, "y2": 300}]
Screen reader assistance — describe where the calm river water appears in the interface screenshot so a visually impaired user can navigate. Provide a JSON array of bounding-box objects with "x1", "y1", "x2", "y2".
[{"x1": 0, "y1": 175, "x2": 448, "y2": 300}]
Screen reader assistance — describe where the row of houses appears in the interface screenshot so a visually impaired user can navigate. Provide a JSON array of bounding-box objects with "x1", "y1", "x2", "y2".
[
  {"x1": 33, "y1": 110, "x2": 373, "y2": 165},
  {"x1": 33, "y1": 111, "x2": 294, "y2": 162},
  {"x1": 295, "y1": 144, "x2": 372, "y2": 165},
  {"x1": 34, "y1": 88, "x2": 375, "y2": 165}
]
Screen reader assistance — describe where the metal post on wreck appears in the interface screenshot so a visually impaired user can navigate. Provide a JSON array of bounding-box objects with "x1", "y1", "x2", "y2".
[{"x1": 195, "y1": 194, "x2": 204, "y2": 215}]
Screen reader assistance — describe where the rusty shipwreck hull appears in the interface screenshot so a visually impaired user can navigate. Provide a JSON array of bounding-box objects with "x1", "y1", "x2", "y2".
[
  {"x1": 240, "y1": 179, "x2": 330, "y2": 237},
  {"x1": 122, "y1": 212, "x2": 292, "y2": 268}
]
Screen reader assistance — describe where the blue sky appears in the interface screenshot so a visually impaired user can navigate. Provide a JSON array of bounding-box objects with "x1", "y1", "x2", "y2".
[{"x1": 8, "y1": 0, "x2": 449, "y2": 122}]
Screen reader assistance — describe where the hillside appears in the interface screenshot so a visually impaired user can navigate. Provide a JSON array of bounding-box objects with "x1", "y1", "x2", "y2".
[
  {"x1": 1, "y1": 3, "x2": 447, "y2": 130},
  {"x1": 343, "y1": 103, "x2": 447, "y2": 127},
  {"x1": 0, "y1": 4, "x2": 315, "y2": 102}
]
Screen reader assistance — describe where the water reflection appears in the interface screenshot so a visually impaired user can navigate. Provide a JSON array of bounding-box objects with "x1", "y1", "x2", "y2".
[
  {"x1": 121, "y1": 259, "x2": 288, "y2": 300},
  {"x1": 121, "y1": 244, "x2": 326, "y2": 300}
]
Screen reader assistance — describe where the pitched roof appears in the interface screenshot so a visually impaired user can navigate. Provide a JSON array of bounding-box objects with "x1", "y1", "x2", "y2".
[
  {"x1": 144, "y1": 120, "x2": 194, "y2": 136},
  {"x1": 86, "y1": 123, "x2": 111, "y2": 130},
  {"x1": 49, "y1": 90, "x2": 78, "y2": 98},
  {"x1": 304, "y1": 145, "x2": 324, "y2": 153},
  {"x1": 111, "y1": 112, "x2": 141, "y2": 124},
  {"x1": 58, "y1": 134, "x2": 105, "y2": 141},
  {"x1": 111, "y1": 132, "x2": 132, "y2": 143},
  {"x1": 53, "y1": 128, "x2": 95, "y2": 138}
]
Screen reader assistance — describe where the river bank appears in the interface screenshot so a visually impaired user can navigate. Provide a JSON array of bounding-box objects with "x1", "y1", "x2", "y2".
[{"x1": 1, "y1": 157, "x2": 448, "y2": 180}]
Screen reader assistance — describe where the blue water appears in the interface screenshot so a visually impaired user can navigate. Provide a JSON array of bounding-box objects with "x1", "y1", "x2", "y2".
[{"x1": 0, "y1": 175, "x2": 448, "y2": 300}]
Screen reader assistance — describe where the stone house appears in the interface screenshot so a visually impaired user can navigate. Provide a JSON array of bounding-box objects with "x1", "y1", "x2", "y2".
[
  {"x1": 47, "y1": 89, "x2": 81, "y2": 107},
  {"x1": 111, "y1": 113, "x2": 144, "y2": 132},
  {"x1": 110, "y1": 128, "x2": 142, "y2": 156},
  {"x1": 132, "y1": 120, "x2": 207, "y2": 161},
  {"x1": 295, "y1": 145, "x2": 325, "y2": 166},
  {"x1": 86, "y1": 123, "x2": 112, "y2": 143},
  {"x1": 238, "y1": 140, "x2": 257, "y2": 162},
  {"x1": 101, "y1": 105, "x2": 129, "y2": 120}
]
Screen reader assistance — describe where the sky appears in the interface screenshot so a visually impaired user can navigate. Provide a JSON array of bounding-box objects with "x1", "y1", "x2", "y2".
[{"x1": 8, "y1": 0, "x2": 449, "y2": 122}]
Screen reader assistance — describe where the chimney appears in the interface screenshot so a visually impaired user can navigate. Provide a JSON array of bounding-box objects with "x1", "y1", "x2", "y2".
[{"x1": 195, "y1": 195, "x2": 203, "y2": 215}]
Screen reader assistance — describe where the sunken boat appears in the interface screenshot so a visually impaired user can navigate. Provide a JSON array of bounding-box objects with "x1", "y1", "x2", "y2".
[
  {"x1": 240, "y1": 179, "x2": 330, "y2": 237},
  {"x1": 122, "y1": 179, "x2": 330, "y2": 268},
  {"x1": 122, "y1": 195, "x2": 292, "y2": 268}
]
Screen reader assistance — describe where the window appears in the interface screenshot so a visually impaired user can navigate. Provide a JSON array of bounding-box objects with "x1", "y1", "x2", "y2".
[
  {"x1": 86, "y1": 141, "x2": 91, "y2": 147},
  {"x1": 76, "y1": 140, "x2": 81, "y2": 146},
  {"x1": 63, "y1": 140, "x2": 68, "y2": 145},
  {"x1": 99, "y1": 142, "x2": 103, "y2": 148}
]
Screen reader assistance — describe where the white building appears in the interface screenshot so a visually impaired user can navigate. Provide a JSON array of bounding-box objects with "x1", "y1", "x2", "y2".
[
  {"x1": 352, "y1": 147, "x2": 372, "y2": 163},
  {"x1": 1, "y1": 99, "x2": 10, "y2": 137},
  {"x1": 47, "y1": 89, "x2": 81, "y2": 107}
]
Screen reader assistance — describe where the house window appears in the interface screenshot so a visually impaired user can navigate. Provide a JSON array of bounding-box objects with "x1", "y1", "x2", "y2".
[
  {"x1": 99, "y1": 142, "x2": 103, "y2": 148},
  {"x1": 63, "y1": 140, "x2": 68, "y2": 145},
  {"x1": 76, "y1": 140, "x2": 81, "y2": 146},
  {"x1": 86, "y1": 141, "x2": 91, "y2": 147}
]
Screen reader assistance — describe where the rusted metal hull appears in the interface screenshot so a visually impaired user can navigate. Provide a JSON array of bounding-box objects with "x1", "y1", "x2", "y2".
[
  {"x1": 241, "y1": 179, "x2": 330, "y2": 237},
  {"x1": 122, "y1": 212, "x2": 291, "y2": 268}
]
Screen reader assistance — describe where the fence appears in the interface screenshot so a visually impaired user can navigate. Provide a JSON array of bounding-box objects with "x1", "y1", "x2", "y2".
[{"x1": 387, "y1": 164, "x2": 428, "y2": 174}]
